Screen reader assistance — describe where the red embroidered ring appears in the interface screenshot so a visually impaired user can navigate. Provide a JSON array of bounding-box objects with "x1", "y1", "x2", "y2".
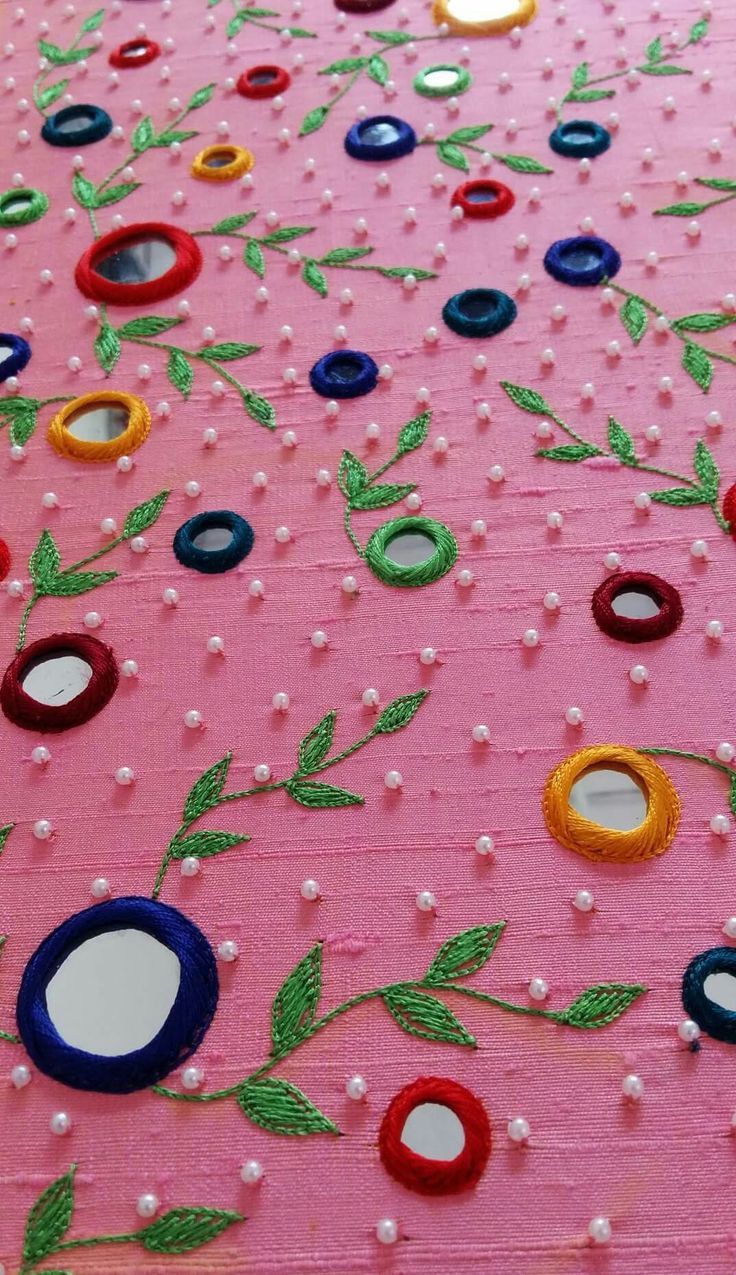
[
  {"x1": 109, "y1": 38, "x2": 161, "y2": 69},
  {"x1": 74, "y1": 223, "x2": 203, "y2": 306},
  {"x1": 591, "y1": 571, "x2": 683, "y2": 643},
  {"x1": 451, "y1": 179, "x2": 515, "y2": 219},
  {"x1": 1, "y1": 633, "x2": 119, "y2": 732},
  {"x1": 378, "y1": 1076, "x2": 491, "y2": 1195},
  {"x1": 0, "y1": 538, "x2": 10, "y2": 582},
  {"x1": 237, "y1": 65, "x2": 291, "y2": 99},
  {"x1": 335, "y1": 0, "x2": 397, "y2": 10}
]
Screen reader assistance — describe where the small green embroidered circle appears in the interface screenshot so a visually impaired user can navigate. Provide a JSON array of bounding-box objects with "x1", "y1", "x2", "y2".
[
  {"x1": 0, "y1": 187, "x2": 49, "y2": 227},
  {"x1": 365, "y1": 516, "x2": 458, "y2": 587},
  {"x1": 413, "y1": 64, "x2": 472, "y2": 99}
]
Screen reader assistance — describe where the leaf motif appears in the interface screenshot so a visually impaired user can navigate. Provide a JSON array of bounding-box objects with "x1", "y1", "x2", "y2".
[
  {"x1": 240, "y1": 387, "x2": 276, "y2": 430},
  {"x1": 375, "y1": 266, "x2": 436, "y2": 281},
  {"x1": 261, "y1": 226, "x2": 314, "y2": 244},
  {"x1": 649, "y1": 486, "x2": 710, "y2": 506},
  {"x1": 238, "y1": 1078, "x2": 339, "y2": 1135},
  {"x1": 350, "y1": 482, "x2": 416, "y2": 510},
  {"x1": 318, "y1": 247, "x2": 373, "y2": 265},
  {"x1": 71, "y1": 172, "x2": 96, "y2": 208},
  {"x1": 620, "y1": 293, "x2": 648, "y2": 343},
  {"x1": 167, "y1": 348, "x2": 194, "y2": 397},
  {"x1": 141, "y1": 1208, "x2": 243, "y2": 1254},
  {"x1": 122, "y1": 489, "x2": 170, "y2": 538},
  {"x1": 117, "y1": 316, "x2": 182, "y2": 338},
  {"x1": 695, "y1": 177, "x2": 736, "y2": 192},
  {"x1": 729, "y1": 777, "x2": 736, "y2": 818},
  {"x1": 500, "y1": 381, "x2": 554, "y2": 416},
  {"x1": 298, "y1": 711, "x2": 336, "y2": 772},
  {"x1": 271, "y1": 944, "x2": 322, "y2": 1051},
  {"x1": 397, "y1": 410, "x2": 430, "y2": 456},
  {"x1": 572, "y1": 61, "x2": 589, "y2": 88},
  {"x1": 672, "y1": 312, "x2": 736, "y2": 333},
  {"x1": 94, "y1": 182, "x2": 140, "y2": 207},
  {"x1": 645, "y1": 35, "x2": 662, "y2": 62},
  {"x1": 226, "y1": 9, "x2": 247, "y2": 36},
  {"x1": 38, "y1": 39, "x2": 96, "y2": 64},
  {"x1": 187, "y1": 82, "x2": 216, "y2": 110},
  {"x1": 367, "y1": 53, "x2": 389, "y2": 85},
  {"x1": 153, "y1": 129, "x2": 198, "y2": 148},
  {"x1": 182, "y1": 755, "x2": 231, "y2": 822},
  {"x1": 131, "y1": 116, "x2": 155, "y2": 153},
  {"x1": 446, "y1": 123, "x2": 493, "y2": 143},
  {"x1": 200, "y1": 342, "x2": 258, "y2": 361},
  {"x1": 682, "y1": 341, "x2": 713, "y2": 392},
  {"x1": 494, "y1": 153, "x2": 553, "y2": 173},
  {"x1": 299, "y1": 104, "x2": 331, "y2": 137},
  {"x1": 211, "y1": 212, "x2": 257, "y2": 233},
  {"x1": 285, "y1": 780, "x2": 363, "y2": 808},
  {"x1": 365, "y1": 28, "x2": 414, "y2": 45},
  {"x1": 423, "y1": 923, "x2": 506, "y2": 986},
  {"x1": 654, "y1": 201, "x2": 711, "y2": 217},
  {"x1": 560, "y1": 983, "x2": 646, "y2": 1028},
  {"x1": 302, "y1": 260, "x2": 328, "y2": 297},
  {"x1": 337, "y1": 450, "x2": 368, "y2": 500},
  {"x1": 382, "y1": 987, "x2": 475, "y2": 1047},
  {"x1": 319, "y1": 57, "x2": 369, "y2": 74},
  {"x1": 243, "y1": 239, "x2": 266, "y2": 278},
  {"x1": 37, "y1": 80, "x2": 68, "y2": 109},
  {"x1": 7, "y1": 403, "x2": 39, "y2": 446},
  {"x1": 170, "y1": 830, "x2": 249, "y2": 859},
  {"x1": 566, "y1": 87, "x2": 616, "y2": 102},
  {"x1": 436, "y1": 141, "x2": 469, "y2": 172},
  {"x1": 284, "y1": 26, "x2": 316, "y2": 38},
  {"x1": 374, "y1": 689, "x2": 427, "y2": 734},
  {"x1": 536, "y1": 444, "x2": 601, "y2": 461},
  {"x1": 693, "y1": 438, "x2": 719, "y2": 499},
  {"x1": 638, "y1": 63, "x2": 691, "y2": 75},
  {"x1": 689, "y1": 19, "x2": 709, "y2": 42},
  {"x1": 0, "y1": 824, "x2": 14, "y2": 858},
  {"x1": 94, "y1": 323, "x2": 121, "y2": 374},
  {"x1": 22, "y1": 1166, "x2": 75, "y2": 1265},
  {"x1": 46, "y1": 570, "x2": 116, "y2": 597},
  {"x1": 81, "y1": 7, "x2": 105, "y2": 31},
  {"x1": 29, "y1": 530, "x2": 60, "y2": 589},
  {"x1": 607, "y1": 416, "x2": 637, "y2": 463}
]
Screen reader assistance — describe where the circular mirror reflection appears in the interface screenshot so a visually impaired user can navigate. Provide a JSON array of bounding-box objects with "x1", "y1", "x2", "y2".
[
  {"x1": 434, "y1": 0, "x2": 538, "y2": 34},
  {"x1": 66, "y1": 403, "x2": 130, "y2": 443},
  {"x1": 21, "y1": 652, "x2": 93, "y2": 707},
  {"x1": 191, "y1": 525, "x2": 235, "y2": 552},
  {"x1": 704, "y1": 971, "x2": 736, "y2": 1013},
  {"x1": 611, "y1": 590, "x2": 661, "y2": 621},
  {"x1": 205, "y1": 149, "x2": 237, "y2": 169},
  {"x1": 94, "y1": 237, "x2": 177, "y2": 285},
  {"x1": 401, "y1": 1102, "x2": 466, "y2": 1160},
  {"x1": 569, "y1": 765, "x2": 648, "y2": 831},
  {"x1": 385, "y1": 529, "x2": 438, "y2": 567}
]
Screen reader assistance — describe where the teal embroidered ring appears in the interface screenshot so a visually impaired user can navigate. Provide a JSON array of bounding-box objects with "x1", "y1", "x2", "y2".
[
  {"x1": 442, "y1": 289, "x2": 517, "y2": 338},
  {"x1": 41, "y1": 104, "x2": 113, "y2": 147},
  {"x1": 549, "y1": 120, "x2": 611, "y2": 159},
  {"x1": 0, "y1": 187, "x2": 49, "y2": 227},
  {"x1": 682, "y1": 947, "x2": 736, "y2": 1044},
  {"x1": 173, "y1": 511, "x2": 255, "y2": 573},
  {"x1": 413, "y1": 64, "x2": 472, "y2": 98}
]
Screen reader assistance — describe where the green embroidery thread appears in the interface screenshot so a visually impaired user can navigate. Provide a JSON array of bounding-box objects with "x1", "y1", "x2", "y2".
[
  {"x1": 154, "y1": 922, "x2": 646, "y2": 1134},
  {"x1": 338, "y1": 411, "x2": 458, "y2": 586},
  {"x1": 0, "y1": 395, "x2": 72, "y2": 448},
  {"x1": 0, "y1": 188, "x2": 49, "y2": 227},
  {"x1": 413, "y1": 63, "x2": 472, "y2": 99},
  {"x1": 499, "y1": 381, "x2": 731, "y2": 534},
  {"x1": 638, "y1": 747, "x2": 736, "y2": 815},
  {"x1": 655, "y1": 176, "x2": 736, "y2": 219},
  {"x1": 418, "y1": 124, "x2": 553, "y2": 175},
  {"x1": 16, "y1": 490, "x2": 170, "y2": 651},
  {"x1": 0, "y1": 828, "x2": 21, "y2": 1045},
  {"x1": 151, "y1": 689, "x2": 429, "y2": 898},
  {"x1": 16, "y1": 1164, "x2": 242, "y2": 1273},
  {"x1": 204, "y1": 0, "x2": 316, "y2": 41},
  {"x1": 33, "y1": 9, "x2": 106, "y2": 117}
]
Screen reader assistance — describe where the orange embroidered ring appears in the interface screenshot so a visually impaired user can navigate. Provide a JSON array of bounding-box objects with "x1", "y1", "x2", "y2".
[
  {"x1": 432, "y1": 0, "x2": 537, "y2": 36},
  {"x1": 47, "y1": 391, "x2": 151, "y2": 463},
  {"x1": 191, "y1": 145, "x2": 255, "y2": 181}
]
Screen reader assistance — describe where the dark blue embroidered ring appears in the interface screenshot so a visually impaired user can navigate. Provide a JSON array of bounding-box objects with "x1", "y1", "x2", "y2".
[
  {"x1": 344, "y1": 115, "x2": 416, "y2": 162},
  {"x1": 442, "y1": 289, "x2": 517, "y2": 339},
  {"x1": 173, "y1": 510, "x2": 254, "y2": 573},
  {"x1": 41, "y1": 104, "x2": 113, "y2": 147},
  {"x1": 0, "y1": 333, "x2": 31, "y2": 383},
  {"x1": 548, "y1": 120, "x2": 611, "y2": 159},
  {"x1": 682, "y1": 947, "x2": 736, "y2": 1044},
  {"x1": 544, "y1": 236, "x2": 621, "y2": 287},
  {"x1": 16, "y1": 896, "x2": 219, "y2": 1093},
  {"x1": 309, "y1": 350, "x2": 379, "y2": 399}
]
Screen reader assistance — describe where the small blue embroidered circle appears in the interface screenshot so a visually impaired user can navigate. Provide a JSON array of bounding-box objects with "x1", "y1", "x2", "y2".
[
  {"x1": 0, "y1": 333, "x2": 31, "y2": 383},
  {"x1": 16, "y1": 896, "x2": 219, "y2": 1093},
  {"x1": 548, "y1": 119, "x2": 611, "y2": 159},
  {"x1": 544, "y1": 236, "x2": 621, "y2": 287},
  {"x1": 41, "y1": 104, "x2": 113, "y2": 148},
  {"x1": 344, "y1": 115, "x2": 416, "y2": 162},
  {"x1": 173, "y1": 510, "x2": 255, "y2": 573},
  {"x1": 682, "y1": 947, "x2": 736, "y2": 1044},
  {"x1": 309, "y1": 349, "x2": 379, "y2": 399},
  {"x1": 442, "y1": 289, "x2": 517, "y2": 338}
]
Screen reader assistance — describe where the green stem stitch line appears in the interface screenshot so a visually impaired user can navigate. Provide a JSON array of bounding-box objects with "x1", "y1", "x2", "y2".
[
  {"x1": 639, "y1": 747, "x2": 736, "y2": 782},
  {"x1": 0, "y1": 395, "x2": 73, "y2": 451},
  {"x1": 32, "y1": 9, "x2": 105, "y2": 118},
  {"x1": 343, "y1": 506, "x2": 366, "y2": 559},
  {"x1": 417, "y1": 133, "x2": 553, "y2": 176},
  {"x1": 654, "y1": 185, "x2": 736, "y2": 220},
  {"x1": 0, "y1": 925, "x2": 18, "y2": 1044},
  {"x1": 224, "y1": 0, "x2": 316, "y2": 41}
]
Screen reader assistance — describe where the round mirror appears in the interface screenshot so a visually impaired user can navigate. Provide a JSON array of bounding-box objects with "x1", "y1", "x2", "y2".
[
  {"x1": 110, "y1": 37, "x2": 160, "y2": 68},
  {"x1": 42, "y1": 104, "x2": 112, "y2": 148},
  {"x1": 549, "y1": 120, "x2": 611, "y2": 159},
  {"x1": 425, "y1": 68, "x2": 460, "y2": 89},
  {"x1": 365, "y1": 516, "x2": 458, "y2": 588},
  {"x1": 250, "y1": 68, "x2": 278, "y2": 84},
  {"x1": 544, "y1": 236, "x2": 621, "y2": 286},
  {"x1": 58, "y1": 112, "x2": 99, "y2": 136},
  {"x1": 205, "y1": 149, "x2": 237, "y2": 169},
  {"x1": 21, "y1": 651, "x2": 93, "y2": 707},
  {"x1": 94, "y1": 237, "x2": 177, "y2": 285},
  {"x1": 237, "y1": 64, "x2": 291, "y2": 99},
  {"x1": 703, "y1": 971, "x2": 736, "y2": 1013},
  {"x1": 48, "y1": 391, "x2": 150, "y2": 462},
  {"x1": 345, "y1": 115, "x2": 417, "y2": 162},
  {"x1": 46, "y1": 928, "x2": 181, "y2": 1056},
  {"x1": 385, "y1": 529, "x2": 438, "y2": 567},
  {"x1": 563, "y1": 243, "x2": 602, "y2": 272},
  {"x1": 401, "y1": 1102, "x2": 466, "y2": 1160},
  {"x1": 569, "y1": 765, "x2": 648, "y2": 831},
  {"x1": 591, "y1": 572, "x2": 683, "y2": 643},
  {"x1": 66, "y1": 403, "x2": 129, "y2": 443},
  {"x1": 1, "y1": 633, "x2": 119, "y2": 732},
  {"x1": 451, "y1": 178, "x2": 515, "y2": 220},
  {"x1": 682, "y1": 948, "x2": 736, "y2": 1045},
  {"x1": 468, "y1": 187, "x2": 498, "y2": 205},
  {"x1": 191, "y1": 144, "x2": 254, "y2": 181},
  {"x1": 443, "y1": 287, "x2": 517, "y2": 338},
  {"x1": 0, "y1": 343, "x2": 15, "y2": 363},
  {"x1": 122, "y1": 42, "x2": 150, "y2": 58},
  {"x1": 310, "y1": 349, "x2": 379, "y2": 399},
  {"x1": 174, "y1": 511, "x2": 255, "y2": 574},
  {"x1": 2, "y1": 196, "x2": 31, "y2": 216},
  {"x1": 192, "y1": 525, "x2": 235, "y2": 551},
  {"x1": 379, "y1": 1078, "x2": 491, "y2": 1195},
  {"x1": 611, "y1": 590, "x2": 661, "y2": 620},
  {"x1": 76, "y1": 223, "x2": 202, "y2": 304},
  {"x1": 362, "y1": 120, "x2": 400, "y2": 147},
  {"x1": 434, "y1": 0, "x2": 538, "y2": 34},
  {"x1": 0, "y1": 332, "x2": 31, "y2": 382}
]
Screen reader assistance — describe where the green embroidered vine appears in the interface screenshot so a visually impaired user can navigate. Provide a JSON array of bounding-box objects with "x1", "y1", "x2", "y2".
[
  {"x1": 418, "y1": 124, "x2": 552, "y2": 175},
  {"x1": 605, "y1": 279, "x2": 736, "y2": 393},
  {"x1": 151, "y1": 689, "x2": 428, "y2": 899},
  {"x1": 16, "y1": 1164, "x2": 242, "y2": 1274},
  {"x1": 206, "y1": 0, "x2": 315, "y2": 41},
  {"x1": 500, "y1": 382, "x2": 731, "y2": 534},
  {"x1": 192, "y1": 213, "x2": 436, "y2": 297},
  {"x1": 556, "y1": 18, "x2": 709, "y2": 123},
  {"x1": 16, "y1": 490, "x2": 169, "y2": 652},
  {"x1": 0, "y1": 395, "x2": 72, "y2": 448},
  {"x1": 639, "y1": 747, "x2": 736, "y2": 814},
  {"x1": 655, "y1": 176, "x2": 736, "y2": 219},
  {"x1": 154, "y1": 922, "x2": 646, "y2": 1134},
  {"x1": 33, "y1": 9, "x2": 106, "y2": 117},
  {"x1": 0, "y1": 826, "x2": 20, "y2": 1046}
]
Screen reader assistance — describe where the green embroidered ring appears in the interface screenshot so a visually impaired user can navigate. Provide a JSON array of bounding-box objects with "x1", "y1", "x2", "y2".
[
  {"x1": 413, "y1": 64, "x2": 472, "y2": 99},
  {"x1": 365, "y1": 515, "x2": 458, "y2": 587},
  {"x1": 0, "y1": 187, "x2": 49, "y2": 227}
]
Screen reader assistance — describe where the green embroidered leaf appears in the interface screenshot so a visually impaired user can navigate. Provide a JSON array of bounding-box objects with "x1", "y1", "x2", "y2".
[
  {"x1": 141, "y1": 1207, "x2": 243, "y2": 1253},
  {"x1": 240, "y1": 387, "x2": 276, "y2": 430},
  {"x1": 566, "y1": 88, "x2": 616, "y2": 102},
  {"x1": 695, "y1": 177, "x2": 736, "y2": 192},
  {"x1": 689, "y1": 18, "x2": 709, "y2": 42},
  {"x1": 649, "y1": 486, "x2": 710, "y2": 506},
  {"x1": 302, "y1": 259, "x2": 328, "y2": 297},
  {"x1": 271, "y1": 943, "x2": 322, "y2": 1051},
  {"x1": 94, "y1": 182, "x2": 141, "y2": 207},
  {"x1": 261, "y1": 226, "x2": 314, "y2": 244},
  {"x1": 211, "y1": 212, "x2": 257, "y2": 233},
  {"x1": 284, "y1": 26, "x2": 316, "y2": 38},
  {"x1": 681, "y1": 341, "x2": 713, "y2": 392},
  {"x1": 374, "y1": 689, "x2": 428, "y2": 734},
  {"x1": 645, "y1": 35, "x2": 662, "y2": 62},
  {"x1": 81, "y1": 8, "x2": 105, "y2": 31},
  {"x1": 243, "y1": 239, "x2": 266, "y2": 278},
  {"x1": 298, "y1": 710, "x2": 336, "y2": 772},
  {"x1": 350, "y1": 482, "x2": 416, "y2": 510},
  {"x1": 493, "y1": 153, "x2": 553, "y2": 173},
  {"x1": 337, "y1": 450, "x2": 369, "y2": 500},
  {"x1": 299, "y1": 104, "x2": 331, "y2": 137},
  {"x1": 22, "y1": 1165, "x2": 75, "y2": 1265},
  {"x1": 153, "y1": 129, "x2": 198, "y2": 148},
  {"x1": 45, "y1": 570, "x2": 116, "y2": 597},
  {"x1": 319, "y1": 57, "x2": 368, "y2": 74},
  {"x1": 29, "y1": 530, "x2": 60, "y2": 588},
  {"x1": 376, "y1": 266, "x2": 436, "y2": 281},
  {"x1": 500, "y1": 381, "x2": 554, "y2": 416},
  {"x1": 36, "y1": 80, "x2": 68, "y2": 109},
  {"x1": 620, "y1": 293, "x2": 648, "y2": 343},
  {"x1": 423, "y1": 923, "x2": 506, "y2": 986},
  {"x1": 122, "y1": 489, "x2": 170, "y2": 539},
  {"x1": 94, "y1": 323, "x2": 121, "y2": 374},
  {"x1": 560, "y1": 982, "x2": 647, "y2": 1028},
  {"x1": 654, "y1": 201, "x2": 711, "y2": 217},
  {"x1": 318, "y1": 246, "x2": 373, "y2": 264},
  {"x1": 170, "y1": 830, "x2": 250, "y2": 859},
  {"x1": 537, "y1": 444, "x2": 601, "y2": 462},
  {"x1": 167, "y1": 348, "x2": 194, "y2": 397},
  {"x1": 0, "y1": 824, "x2": 14, "y2": 857},
  {"x1": 236, "y1": 5, "x2": 279, "y2": 13},
  {"x1": 607, "y1": 416, "x2": 637, "y2": 463},
  {"x1": 38, "y1": 39, "x2": 96, "y2": 65},
  {"x1": 693, "y1": 438, "x2": 719, "y2": 500},
  {"x1": 183, "y1": 754, "x2": 231, "y2": 822},
  {"x1": 117, "y1": 316, "x2": 182, "y2": 338},
  {"x1": 437, "y1": 141, "x2": 469, "y2": 172},
  {"x1": 5, "y1": 401, "x2": 39, "y2": 446},
  {"x1": 397, "y1": 410, "x2": 430, "y2": 456},
  {"x1": 571, "y1": 61, "x2": 589, "y2": 88},
  {"x1": 383, "y1": 987, "x2": 475, "y2": 1047},
  {"x1": 366, "y1": 28, "x2": 414, "y2": 45},
  {"x1": 238, "y1": 1078, "x2": 339, "y2": 1136},
  {"x1": 187, "y1": 82, "x2": 216, "y2": 110},
  {"x1": 226, "y1": 10, "x2": 248, "y2": 36},
  {"x1": 200, "y1": 342, "x2": 259, "y2": 360},
  {"x1": 71, "y1": 172, "x2": 96, "y2": 208},
  {"x1": 286, "y1": 779, "x2": 364, "y2": 808},
  {"x1": 446, "y1": 123, "x2": 493, "y2": 143},
  {"x1": 131, "y1": 115, "x2": 155, "y2": 153},
  {"x1": 638, "y1": 63, "x2": 691, "y2": 75},
  {"x1": 367, "y1": 53, "x2": 389, "y2": 85},
  {"x1": 672, "y1": 312, "x2": 736, "y2": 333},
  {"x1": 729, "y1": 777, "x2": 736, "y2": 818}
]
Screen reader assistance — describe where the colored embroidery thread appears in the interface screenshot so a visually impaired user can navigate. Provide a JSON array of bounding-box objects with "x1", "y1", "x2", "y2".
[
  {"x1": 191, "y1": 144, "x2": 255, "y2": 180},
  {"x1": 0, "y1": 394, "x2": 71, "y2": 448},
  {"x1": 379, "y1": 1076, "x2": 491, "y2": 1194},
  {"x1": 591, "y1": 572, "x2": 683, "y2": 643},
  {"x1": 682, "y1": 948, "x2": 736, "y2": 1044},
  {"x1": 0, "y1": 187, "x2": 49, "y2": 227},
  {"x1": 605, "y1": 279, "x2": 736, "y2": 393},
  {"x1": 418, "y1": 124, "x2": 552, "y2": 175},
  {"x1": 431, "y1": 0, "x2": 537, "y2": 36},
  {"x1": 32, "y1": 9, "x2": 106, "y2": 117},
  {"x1": 1, "y1": 632, "x2": 120, "y2": 733},
  {"x1": 219, "y1": 1, "x2": 315, "y2": 42},
  {"x1": 655, "y1": 176, "x2": 736, "y2": 219},
  {"x1": 47, "y1": 391, "x2": 151, "y2": 462}
]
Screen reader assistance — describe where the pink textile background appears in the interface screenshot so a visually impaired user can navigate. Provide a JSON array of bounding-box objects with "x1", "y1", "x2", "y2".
[{"x1": 1, "y1": 0, "x2": 735, "y2": 1271}]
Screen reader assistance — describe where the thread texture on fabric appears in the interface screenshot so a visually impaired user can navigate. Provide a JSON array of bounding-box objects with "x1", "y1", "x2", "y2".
[
  {"x1": 379, "y1": 1076, "x2": 492, "y2": 1195},
  {"x1": 0, "y1": 632, "x2": 119, "y2": 732},
  {"x1": 41, "y1": 104, "x2": 112, "y2": 147},
  {"x1": 109, "y1": 38, "x2": 161, "y2": 68},
  {"x1": 682, "y1": 947, "x2": 736, "y2": 1044},
  {"x1": 191, "y1": 145, "x2": 255, "y2": 181},
  {"x1": 47, "y1": 391, "x2": 151, "y2": 462},
  {"x1": 451, "y1": 179, "x2": 515, "y2": 219},
  {"x1": 543, "y1": 236, "x2": 621, "y2": 286},
  {"x1": 431, "y1": 0, "x2": 537, "y2": 35},
  {"x1": 591, "y1": 572, "x2": 684, "y2": 642},
  {"x1": 173, "y1": 510, "x2": 255, "y2": 573},
  {"x1": 237, "y1": 66, "x2": 291, "y2": 99},
  {"x1": 74, "y1": 223, "x2": 203, "y2": 305}
]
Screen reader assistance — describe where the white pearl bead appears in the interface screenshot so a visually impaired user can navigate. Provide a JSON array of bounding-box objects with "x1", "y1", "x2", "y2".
[
  {"x1": 114, "y1": 766, "x2": 134, "y2": 786},
  {"x1": 606, "y1": 340, "x2": 622, "y2": 359},
  {"x1": 50, "y1": 1111, "x2": 72, "y2": 1135},
  {"x1": 573, "y1": 888, "x2": 594, "y2": 913},
  {"x1": 6, "y1": 579, "x2": 23, "y2": 598},
  {"x1": 275, "y1": 525, "x2": 291, "y2": 543},
  {"x1": 33, "y1": 819, "x2": 52, "y2": 841},
  {"x1": 31, "y1": 745, "x2": 50, "y2": 766},
  {"x1": 622, "y1": 1073, "x2": 644, "y2": 1100},
  {"x1": 202, "y1": 427, "x2": 218, "y2": 447},
  {"x1": 706, "y1": 410, "x2": 722, "y2": 430},
  {"x1": 517, "y1": 272, "x2": 531, "y2": 291},
  {"x1": 316, "y1": 468, "x2": 332, "y2": 487},
  {"x1": 11, "y1": 1063, "x2": 31, "y2": 1088},
  {"x1": 325, "y1": 399, "x2": 340, "y2": 417},
  {"x1": 475, "y1": 835, "x2": 494, "y2": 857},
  {"x1": 84, "y1": 611, "x2": 102, "y2": 630},
  {"x1": 240, "y1": 1159, "x2": 263, "y2": 1184},
  {"x1": 629, "y1": 664, "x2": 649, "y2": 686},
  {"x1": 180, "y1": 856, "x2": 200, "y2": 878},
  {"x1": 254, "y1": 764, "x2": 271, "y2": 783},
  {"x1": 183, "y1": 709, "x2": 202, "y2": 729},
  {"x1": 634, "y1": 492, "x2": 652, "y2": 512},
  {"x1": 384, "y1": 770, "x2": 403, "y2": 790},
  {"x1": 184, "y1": 480, "x2": 201, "y2": 499},
  {"x1": 248, "y1": 579, "x2": 265, "y2": 598},
  {"x1": 706, "y1": 619, "x2": 724, "y2": 640},
  {"x1": 507, "y1": 1117, "x2": 530, "y2": 1143},
  {"x1": 543, "y1": 591, "x2": 561, "y2": 611},
  {"x1": 604, "y1": 551, "x2": 621, "y2": 570},
  {"x1": 710, "y1": 814, "x2": 731, "y2": 836},
  {"x1": 522, "y1": 629, "x2": 539, "y2": 648},
  {"x1": 476, "y1": 402, "x2": 491, "y2": 421},
  {"x1": 272, "y1": 691, "x2": 290, "y2": 713},
  {"x1": 405, "y1": 493, "x2": 422, "y2": 512},
  {"x1": 300, "y1": 878, "x2": 320, "y2": 901},
  {"x1": 257, "y1": 287, "x2": 270, "y2": 304},
  {"x1": 361, "y1": 687, "x2": 379, "y2": 708},
  {"x1": 488, "y1": 464, "x2": 505, "y2": 483},
  {"x1": 433, "y1": 435, "x2": 448, "y2": 454},
  {"x1": 646, "y1": 250, "x2": 659, "y2": 267},
  {"x1": 691, "y1": 538, "x2": 709, "y2": 560},
  {"x1": 218, "y1": 939, "x2": 239, "y2": 962},
  {"x1": 136, "y1": 1193, "x2": 160, "y2": 1218},
  {"x1": 252, "y1": 471, "x2": 268, "y2": 490},
  {"x1": 130, "y1": 536, "x2": 148, "y2": 554},
  {"x1": 117, "y1": 456, "x2": 134, "y2": 473},
  {"x1": 565, "y1": 706, "x2": 584, "y2": 727},
  {"x1": 419, "y1": 648, "x2": 436, "y2": 666},
  {"x1": 9, "y1": 444, "x2": 25, "y2": 463},
  {"x1": 581, "y1": 382, "x2": 595, "y2": 400},
  {"x1": 678, "y1": 1018, "x2": 701, "y2": 1042},
  {"x1": 588, "y1": 1216, "x2": 612, "y2": 1245},
  {"x1": 162, "y1": 588, "x2": 179, "y2": 608},
  {"x1": 516, "y1": 233, "x2": 529, "y2": 251},
  {"x1": 182, "y1": 1066, "x2": 204, "y2": 1090},
  {"x1": 645, "y1": 424, "x2": 661, "y2": 442},
  {"x1": 472, "y1": 724, "x2": 491, "y2": 744},
  {"x1": 416, "y1": 890, "x2": 436, "y2": 912},
  {"x1": 716, "y1": 742, "x2": 735, "y2": 763},
  {"x1": 540, "y1": 347, "x2": 555, "y2": 366},
  {"x1": 346, "y1": 1074, "x2": 367, "y2": 1101},
  {"x1": 376, "y1": 1219, "x2": 398, "y2": 1245},
  {"x1": 470, "y1": 519, "x2": 487, "y2": 538},
  {"x1": 456, "y1": 569, "x2": 474, "y2": 588},
  {"x1": 310, "y1": 629, "x2": 327, "y2": 649},
  {"x1": 723, "y1": 917, "x2": 736, "y2": 939},
  {"x1": 378, "y1": 363, "x2": 393, "y2": 381},
  {"x1": 91, "y1": 877, "x2": 110, "y2": 899},
  {"x1": 206, "y1": 636, "x2": 224, "y2": 656},
  {"x1": 547, "y1": 511, "x2": 563, "y2": 530},
  {"x1": 341, "y1": 575, "x2": 358, "y2": 595},
  {"x1": 529, "y1": 977, "x2": 548, "y2": 1001}
]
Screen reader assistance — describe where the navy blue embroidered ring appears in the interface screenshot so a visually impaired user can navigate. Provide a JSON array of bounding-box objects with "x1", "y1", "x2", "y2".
[
  {"x1": 173, "y1": 510, "x2": 254, "y2": 573},
  {"x1": 41, "y1": 104, "x2": 113, "y2": 147},
  {"x1": 344, "y1": 115, "x2": 416, "y2": 161},
  {"x1": 442, "y1": 289, "x2": 517, "y2": 338},
  {"x1": 682, "y1": 947, "x2": 736, "y2": 1044},
  {"x1": 309, "y1": 350, "x2": 379, "y2": 399},
  {"x1": 0, "y1": 333, "x2": 31, "y2": 383},
  {"x1": 16, "y1": 896, "x2": 219, "y2": 1093},
  {"x1": 548, "y1": 120, "x2": 611, "y2": 159},
  {"x1": 544, "y1": 236, "x2": 621, "y2": 287}
]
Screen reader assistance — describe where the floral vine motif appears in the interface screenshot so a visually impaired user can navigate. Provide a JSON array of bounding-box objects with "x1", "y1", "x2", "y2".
[
  {"x1": 0, "y1": 395, "x2": 72, "y2": 448},
  {"x1": 655, "y1": 176, "x2": 736, "y2": 219},
  {"x1": 151, "y1": 689, "x2": 428, "y2": 898},
  {"x1": 206, "y1": 0, "x2": 315, "y2": 41},
  {"x1": 192, "y1": 212, "x2": 437, "y2": 297},
  {"x1": 605, "y1": 280, "x2": 736, "y2": 393},
  {"x1": 16, "y1": 490, "x2": 169, "y2": 651},
  {"x1": 638, "y1": 747, "x2": 736, "y2": 816},
  {"x1": 417, "y1": 123, "x2": 552, "y2": 175},
  {"x1": 154, "y1": 923, "x2": 646, "y2": 1135},
  {"x1": 0, "y1": 826, "x2": 19, "y2": 1045},
  {"x1": 556, "y1": 18, "x2": 709, "y2": 125},
  {"x1": 500, "y1": 382, "x2": 731, "y2": 534},
  {"x1": 16, "y1": 1164, "x2": 242, "y2": 1273},
  {"x1": 33, "y1": 8, "x2": 106, "y2": 116}
]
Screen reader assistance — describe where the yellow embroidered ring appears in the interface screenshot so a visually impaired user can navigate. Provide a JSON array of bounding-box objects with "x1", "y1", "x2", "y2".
[
  {"x1": 432, "y1": 0, "x2": 537, "y2": 36},
  {"x1": 542, "y1": 744, "x2": 680, "y2": 864},
  {"x1": 47, "y1": 391, "x2": 151, "y2": 462},
  {"x1": 191, "y1": 145, "x2": 255, "y2": 181}
]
